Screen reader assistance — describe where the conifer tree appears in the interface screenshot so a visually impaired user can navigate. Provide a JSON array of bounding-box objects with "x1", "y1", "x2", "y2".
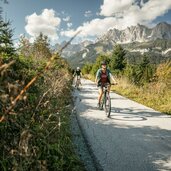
[
  {"x1": 32, "y1": 33, "x2": 51, "y2": 59},
  {"x1": 0, "y1": 20, "x2": 15, "y2": 56},
  {"x1": 110, "y1": 44, "x2": 126, "y2": 72},
  {"x1": 136, "y1": 55, "x2": 154, "y2": 85},
  {"x1": 18, "y1": 34, "x2": 31, "y2": 57},
  {"x1": 0, "y1": 0, "x2": 8, "y2": 22}
]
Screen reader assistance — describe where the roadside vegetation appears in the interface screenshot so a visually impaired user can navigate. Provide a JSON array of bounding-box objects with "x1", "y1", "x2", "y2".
[
  {"x1": 82, "y1": 45, "x2": 171, "y2": 115},
  {"x1": 0, "y1": 18, "x2": 85, "y2": 170}
]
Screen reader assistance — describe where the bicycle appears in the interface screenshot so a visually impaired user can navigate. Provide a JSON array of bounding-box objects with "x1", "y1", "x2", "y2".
[
  {"x1": 75, "y1": 75, "x2": 81, "y2": 89},
  {"x1": 99, "y1": 83, "x2": 115, "y2": 117}
]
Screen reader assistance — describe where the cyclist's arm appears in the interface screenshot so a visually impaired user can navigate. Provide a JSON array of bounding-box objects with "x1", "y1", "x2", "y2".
[
  {"x1": 95, "y1": 76, "x2": 97, "y2": 84},
  {"x1": 109, "y1": 73, "x2": 117, "y2": 84},
  {"x1": 95, "y1": 70, "x2": 100, "y2": 84},
  {"x1": 73, "y1": 71, "x2": 76, "y2": 77},
  {"x1": 95, "y1": 73, "x2": 97, "y2": 84}
]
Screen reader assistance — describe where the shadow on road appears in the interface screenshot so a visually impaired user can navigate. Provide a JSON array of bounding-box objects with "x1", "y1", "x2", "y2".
[
  {"x1": 75, "y1": 81, "x2": 171, "y2": 171},
  {"x1": 73, "y1": 79, "x2": 171, "y2": 171},
  {"x1": 110, "y1": 107, "x2": 171, "y2": 119},
  {"x1": 83, "y1": 117, "x2": 171, "y2": 171},
  {"x1": 75, "y1": 105, "x2": 171, "y2": 171}
]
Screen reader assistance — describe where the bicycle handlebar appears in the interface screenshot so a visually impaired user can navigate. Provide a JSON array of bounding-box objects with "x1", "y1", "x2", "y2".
[
  {"x1": 98, "y1": 82, "x2": 117, "y2": 86},
  {"x1": 111, "y1": 82, "x2": 117, "y2": 85}
]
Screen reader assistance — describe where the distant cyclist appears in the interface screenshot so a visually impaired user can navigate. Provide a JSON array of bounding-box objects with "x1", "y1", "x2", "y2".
[
  {"x1": 73, "y1": 67, "x2": 82, "y2": 87},
  {"x1": 95, "y1": 61, "x2": 117, "y2": 108}
]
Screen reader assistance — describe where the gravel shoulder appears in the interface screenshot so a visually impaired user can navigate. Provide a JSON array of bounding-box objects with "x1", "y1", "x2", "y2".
[{"x1": 70, "y1": 94, "x2": 99, "y2": 171}]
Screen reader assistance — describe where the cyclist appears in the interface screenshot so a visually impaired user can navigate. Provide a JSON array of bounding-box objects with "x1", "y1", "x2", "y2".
[
  {"x1": 95, "y1": 61, "x2": 117, "y2": 108},
  {"x1": 73, "y1": 67, "x2": 82, "y2": 87}
]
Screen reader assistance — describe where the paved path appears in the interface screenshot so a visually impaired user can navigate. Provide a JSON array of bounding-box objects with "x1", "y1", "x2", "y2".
[{"x1": 73, "y1": 79, "x2": 171, "y2": 171}]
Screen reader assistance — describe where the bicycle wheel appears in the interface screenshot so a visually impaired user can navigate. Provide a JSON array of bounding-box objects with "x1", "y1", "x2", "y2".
[{"x1": 104, "y1": 93, "x2": 111, "y2": 117}]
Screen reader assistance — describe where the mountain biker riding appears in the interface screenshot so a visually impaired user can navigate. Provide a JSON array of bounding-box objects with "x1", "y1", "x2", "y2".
[
  {"x1": 95, "y1": 61, "x2": 117, "y2": 108},
  {"x1": 73, "y1": 67, "x2": 82, "y2": 87}
]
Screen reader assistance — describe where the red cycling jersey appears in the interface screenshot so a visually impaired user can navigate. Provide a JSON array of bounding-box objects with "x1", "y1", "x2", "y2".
[{"x1": 101, "y1": 71, "x2": 108, "y2": 85}]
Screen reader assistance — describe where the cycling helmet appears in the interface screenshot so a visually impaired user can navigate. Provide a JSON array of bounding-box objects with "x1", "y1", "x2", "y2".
[
  {"x1": 76, "y1": 67, "x2": 80, "y2": 70},
  {"x1": 101, "y1": 61, "x2": 107, "y2": 65}
]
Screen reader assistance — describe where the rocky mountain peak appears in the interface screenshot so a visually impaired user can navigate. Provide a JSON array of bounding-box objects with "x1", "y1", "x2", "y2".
[
  {"x1": 150, "y1": 22, "x2": 171, "y2": 39},
  {"x1": 98, "y1": 22, "x2": 171, "y2": 44},
  {"x1": 156, "y1": 22, "x2": 170, "y2": 27}
]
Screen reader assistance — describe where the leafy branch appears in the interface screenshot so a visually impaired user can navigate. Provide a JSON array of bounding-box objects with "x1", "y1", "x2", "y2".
[{"x1": 0, "y1": 31, "x2": 81, "y2": 122}]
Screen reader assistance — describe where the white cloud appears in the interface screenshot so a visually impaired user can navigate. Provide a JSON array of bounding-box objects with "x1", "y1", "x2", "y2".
[
  {"x1": 61, "y1": 17, "x2": 117, "y2": 37},
  {"x1": 25, "y1": 9, "x2": 61, "y2": 41},
  {"x1": 84, "y1": 10, "x2": 92, "y2": 17},
  {"x1": 67, "y1": 22, "x2": 72, "y2": 28},
  {"x1": 61, "y1": 0, "x2": 171, "y2": 40},
  {"x1": 140, "y1": 0, "x2": 171, "y2": 22},
  {"x1": 63, "y1": 16, "x2": 71, "y2": 22},
  {"x1": 27, "y1": 1, "x2": 171, "y2": 42},
  {"x1": 100, "y1": 0, "x2": 134, "y2": 16},
  {"x1": 100, "y1": 0, "x2": 171, "y2": 26},
  {"x1": 60, "y1": 29, "x2": 76, "y2": 37}
]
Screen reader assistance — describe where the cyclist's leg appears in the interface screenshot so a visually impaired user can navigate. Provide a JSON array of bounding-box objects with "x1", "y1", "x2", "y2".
[
  {"x1": 75, "y1": 75, "x2": 78, "y2": 87},
  {"x1": 73, "y1": 76, "x2": 76, "y2": 86},
  {"x1": 98, "y1": 87, "x2": 103, "y2": 105},
  {"x1": 76, "y1": 75, "x2": 81, "y2": 86},
  {"x1": 78, "y1": 78, "x2": 81, "y2": 85},
  {"x1": 75, "y1": 78, "x2": 77, "y2": 87},
  {"x1": 79, "y1": 75, "x2": 82, "y2": 85},
  {"x1": 107, "y1": 85, "x2": 111, "y2": 93}
]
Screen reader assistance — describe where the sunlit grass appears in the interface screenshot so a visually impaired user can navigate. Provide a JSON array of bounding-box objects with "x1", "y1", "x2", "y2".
[
  {"x1": 83, "y1": 73, "x2": 171, "y2": 114},
  {"x1": 112, "y1": 77, "x2": 171, "y2": 115}
]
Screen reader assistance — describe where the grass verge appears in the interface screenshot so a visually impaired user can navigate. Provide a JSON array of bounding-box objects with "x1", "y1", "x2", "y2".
[
  {"x1": 83, "y1": 74, "x2": 171, "y2": 115},
  {"x1": 111, "y1": 78, "x2": 171, "y2": 115}
]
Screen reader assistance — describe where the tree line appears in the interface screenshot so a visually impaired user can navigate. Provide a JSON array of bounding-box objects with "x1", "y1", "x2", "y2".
[{"x1": 82, "y1": 44, "x2": 171, "y2": 87}]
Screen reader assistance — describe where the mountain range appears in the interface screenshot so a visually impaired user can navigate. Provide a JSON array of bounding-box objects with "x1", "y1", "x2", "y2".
[
  {"x1": 57, "y1": 22, "x2": 171, "y2": 68},
  {"x1": 98, "y1": 22, "x2": 171, "y2": 43}
]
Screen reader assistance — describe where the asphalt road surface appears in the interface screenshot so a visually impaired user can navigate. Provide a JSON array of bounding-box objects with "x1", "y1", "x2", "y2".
[{"x1": 73, "y1": 79, "x2": 171, "y2": 171}]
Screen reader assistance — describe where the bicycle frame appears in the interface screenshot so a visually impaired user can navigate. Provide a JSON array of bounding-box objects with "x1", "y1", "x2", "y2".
[
  {"x1": 75, "y1": 75, "x2": 81, "y2": 89},
  {"x1": 100, "y1": 83, "x2": 111, "y2": 117}
]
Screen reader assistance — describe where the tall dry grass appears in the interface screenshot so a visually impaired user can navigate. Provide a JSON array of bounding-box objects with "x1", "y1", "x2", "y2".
[
  {"x1": 0, "y1": 56, "x2": 86, "y2": 170},
  {"x1": 112, "y1": 62, "x2": 171, "y2": 114}
]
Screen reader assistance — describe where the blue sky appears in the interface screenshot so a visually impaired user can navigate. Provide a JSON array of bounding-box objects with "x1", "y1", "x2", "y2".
[{"x1": 1, "y1": 0, "x2": 171, "y2": 44}]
